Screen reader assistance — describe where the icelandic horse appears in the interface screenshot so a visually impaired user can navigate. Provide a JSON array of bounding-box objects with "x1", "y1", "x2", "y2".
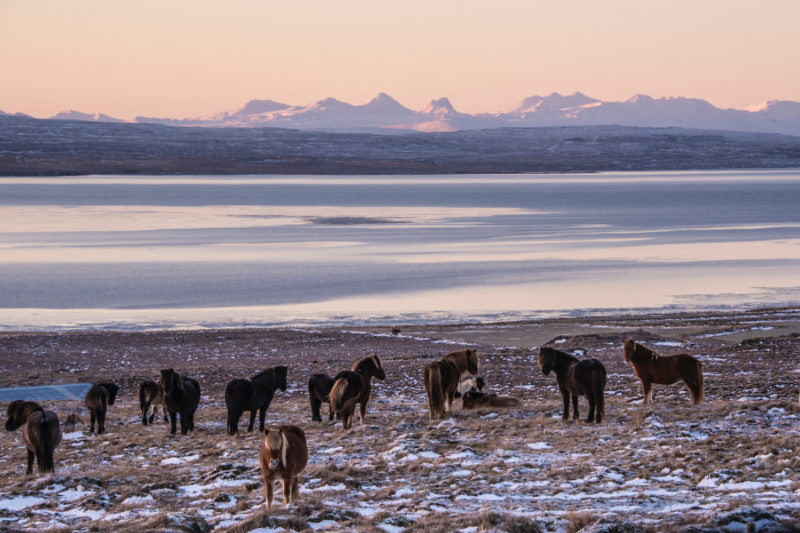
[
  {"x1": 623, "y1": 338, "x2": 704, "y2": 405},
  {"x1": 424, "y1": 349, "x2": 479, "y2": 419}
]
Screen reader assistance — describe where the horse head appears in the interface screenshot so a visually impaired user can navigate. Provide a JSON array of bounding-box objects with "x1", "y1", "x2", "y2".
[
  {"x1": 265, "y1": 428, "x2": 288, "y2": 469},
  {"x1": 462, "y1": 390, "x2": 482, "y2": 409},
  {"x1": 538, "y1": 347, "x2": 555, "y2": 375},
  {"x1": 102, "y1": 383, "x2": 120, "y2": 405},
  {"x1": 370, "y1": 355, "x2": 386, "y2": 380},
  {"x1": 160, "y1": 368, "x2": 184, "y2": 394},
  {"x1": 623, "y1": 338, "x2": 636, "y2": 363},
  {"x1": 276, "y1": 366, "x2": 288, "y2": 392},
  {"x1": 466, "y1": 349, "x2": 479, "y2": 375}
]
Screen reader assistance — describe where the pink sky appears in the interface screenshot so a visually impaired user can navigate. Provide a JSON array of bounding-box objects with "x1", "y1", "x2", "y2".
[{"x1": 2, "y1": 0, "x2": 799, "y2": 120}]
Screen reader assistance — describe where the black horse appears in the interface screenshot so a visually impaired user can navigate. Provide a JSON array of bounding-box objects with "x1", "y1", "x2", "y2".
[
  {"x1": 538, "y1": 346, "x2": 607, "y2": 423},
  {"x1": 161, "y1": 368, "x2": 201, "y2": 435},
  {"x1": 84, "y1": 382, "x2": 119, "y2": 435},
  {"x1": 307, "y1": 373, "x2": 336, "y2": 422},
  {"x1": 225, "y1": 366, "x2": 287, "y2": 435}
]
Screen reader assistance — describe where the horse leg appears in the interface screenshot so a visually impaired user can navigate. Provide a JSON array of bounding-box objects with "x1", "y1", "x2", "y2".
[
  {"x1": 97, "y1": 410, "x2": 105, "y2": 435},
  {"x1": 359, "y1": 400, "x2": 367, "y2": 424},
  {"x1": 227, "y1": 409, "x2": 241, "y2": 435},
  {"x1": 179, "y1": 411, "x2": 188, "y2": 435},
  {"x1": 148, "y1": 405, "x2": 156, "y2": 425},
  {"x1": 282, "y1": 476, "x2": 292, "y2": 505},
  {"x1": 328, "y1": 402, "x2": 336, "y2": 421},
  {"x1": 187, "y1": 410, "x2": 195, "y2": 432},
  {"x1": 26, "y1": 449, "x2": 34, "y2": 475},
  {"x1": 291, "y1": 476, "x2": 299, "y2": 500},
  {"x1": 560, "y1": 389, "x2": 570, "y2": 420},
  {"x1": 89, "y1": 411, "x2": 96, "y2": 434},
  {"x1": 586, "y1": 396, "x2": 595, "y2": 424},
  {"x1": 641, "y1": 380, "x2": 652, "y2": 405},
  {"x1": 258, "y1": 405, "x2": 267, "y2": 433},
  {"x1": 263, "y1": 475, "x2": 274, "y2": 510},
  {"x1": 571, "y1": 395, "x2": 579, "y2": 421},
  {"x1": 310, "y1": 396, "x2": 322, "y2": 422},
  {"x1": 169, "y1": 410, "x2": 177, "y2": 435},
  {"x1": 142, "y1": 400, "x2": 150, "y2": 425},
  {"x1": 247, "y1": 410, "x2": 257, "y2": 432}
]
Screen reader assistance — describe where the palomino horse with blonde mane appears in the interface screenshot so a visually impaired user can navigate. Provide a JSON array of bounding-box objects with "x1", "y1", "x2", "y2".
[
  {"x1": 329, "y1": 355, "x2": 386, "y2": 429},
  {"x1": 424, "y1": 349, "x2": 479, "y2": 419},
  {"x1": 259, "y1": 424, "x2": 308, "y2": 510},
  {"x1": 623, "y1": 338, "x2": 704, "y2": 405}
]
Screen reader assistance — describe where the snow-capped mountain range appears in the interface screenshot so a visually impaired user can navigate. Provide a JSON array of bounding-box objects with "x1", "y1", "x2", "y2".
[{"x1": 18, "y1": 92, "x2": 800, "y2": 136}]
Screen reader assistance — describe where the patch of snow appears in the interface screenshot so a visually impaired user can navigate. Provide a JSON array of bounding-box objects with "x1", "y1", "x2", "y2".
[
  {"x1": 122, "y1": 495, "x2": 154, "y2": 505},
  {"x1": 61, "y1": 431, "x2": 84, "y2": 441},
  {"x1": 0, "y1": 495, "x2": 46, "y2": 511},
  {"x1": 160, "y1": 453, "x2": 200, "y2": 465},
  {"x1": 307, "y1": 483, "x2": 347, "y2": 492},
  {"x1": 527, "y1": 442, "x2": 551, "y2": 450},
  {"x1": 308, "y1": 519, "x2": 341, "y2": 530},
  {"x1": 319, "y1": 446, "x2": 343, "y2": 454},
  {"x1": 59, "y1": 486, "x2": 95, "y2": 502},
  {"x1": 377, "y1": 523, "x2": 405, "y2": 533},
  {"x1": 180, "y1": 478, "x2": 252, "y2": 497}
]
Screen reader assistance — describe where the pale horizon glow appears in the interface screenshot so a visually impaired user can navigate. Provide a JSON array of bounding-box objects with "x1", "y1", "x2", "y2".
[{"x1": 2, "y1": 0, "x2": 800, "y2": 120}]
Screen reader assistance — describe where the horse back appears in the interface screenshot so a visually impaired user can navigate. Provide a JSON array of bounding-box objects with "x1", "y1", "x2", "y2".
[
  {"x1": 437, "y1": 359, "x2": 462, "y2": 395},
  {"x1": 308, "y1": 373, "x2": 335, "y2": 401},
  {"x1": 647, "y1": 353, "x2": 698, "y2": 385},
  {"x1": 6, "y1": 401, "x2": 43, "y2": 431},
  {"x1": 226, "y1": 378, "x2": 255, "y2": 407},
  {"x1": 23, "y1": 410, "x2": 62, "y2": 450},
  {"x1": 281, "y1": 424, "x2": 308, "y2": 472}
]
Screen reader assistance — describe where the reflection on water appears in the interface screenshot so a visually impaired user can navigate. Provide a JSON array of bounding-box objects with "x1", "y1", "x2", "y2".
[{"x1": 1, "y1": 170, "x2": 799, "y2": 330}]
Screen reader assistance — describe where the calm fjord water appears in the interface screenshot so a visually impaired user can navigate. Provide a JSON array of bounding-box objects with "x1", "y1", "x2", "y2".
[{"x1": 1, "y1": 171, "x2": 799, "y2": 330}]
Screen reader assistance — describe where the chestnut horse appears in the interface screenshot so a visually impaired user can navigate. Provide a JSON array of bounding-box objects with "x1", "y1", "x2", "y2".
[
  {"x1": 307, "y1": 373, "x2": 336, "y2": 422},
  {"x1": 161, "y1": 368, "x2": 201, "y2": 435},
  {"x1": 623, "y1": 338, "x2": 704, "y2": 405},
  {"x1": 139, "y1": 380, "x2": 167, "y2": 425},
  {"x1": 6, "y1": 402, "x2": 61, "y2": 475},
  {"x1": 424, "y1": 349, "x2": 479, "y2": 419},
  {"x1": 84, "y1": 382, "x2": 119, "y2": 435},
  {"x1": 329, "y1": 355, "x2": 386, "y2": 429},
  {"x1": 461, "y1": 390, "x2": 521, "y2": 409},
  {"x1": 259, "y1": 424, "x2": 308, "y2": 510},
  {"x1": 539, "y1": 347, "x2": 606, "y2": 423},
  {"x1": 225, "y1": 366, "x2": 287, "y2": 435}
]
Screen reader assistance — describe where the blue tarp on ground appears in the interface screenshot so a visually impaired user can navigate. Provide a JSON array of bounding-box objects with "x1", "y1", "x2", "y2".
[{"x1": 0, "y1": 383, "x2": 92, "y2": 402}]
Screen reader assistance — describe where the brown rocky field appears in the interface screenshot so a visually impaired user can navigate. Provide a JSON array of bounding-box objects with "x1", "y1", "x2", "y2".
[{"x1": 1, "y1": 307, "x2": 799, "y2": 532}]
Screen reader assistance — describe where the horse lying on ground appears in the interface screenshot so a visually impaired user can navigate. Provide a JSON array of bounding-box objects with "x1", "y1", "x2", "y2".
[
  {"x1": 259, "y1": 424, "x2": 308, "y2": 510},
  {"x1": 225, "y1": 366, "x2": 287, "y2": 435},
  {"x1": 6, "y1": 401, "x2": 61, "y2": 475},
  {"x1": 539, "y1": 347, "x2": 607, "y2": 423},
  {"x1": 84, "y1": 382, "x2": 120, "y2": 435},
  {"x1": 308, "y1": 373, "x2": 336, "y2": 422},
  {"x1": 623, "y1": 338, "x2": 704, "y2": 405},
  {"x1": 5, "y1": 401, "x2": 43, "y2": 431},
  {"x1": 161, "y1": 368, "x2": 201, "y2": 435},
  {"x1": 424, "y1": 349, "x2": 479, "y2": 419},
  {"x1": 461, "y1": 390, "x2": 521, "y2": 409},
  {"x1": 139, "y1": 380, "x2": 167, "y2": 425},
  {"x1": 329, "y1": 355, "x2": 386, "y2": 429},
  {"x1": 454, "y1": 376, "x2": 485, "y2": 399}
]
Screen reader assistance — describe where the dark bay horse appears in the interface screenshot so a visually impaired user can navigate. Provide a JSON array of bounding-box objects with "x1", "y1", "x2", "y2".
[
  {"x1": 84, "y1": 382, "x2": 120, "y2": 435},
  {"x1": 424, "y1": 349, "x2": 479, "y2": 419},
  {"x1": 5, "y1": 400, "x2": 43, "y2": 431},
  {"x1": 161, "y1": 368, "x2": 201, "y2": 435},
  {"x1": 623, "y1": 339, "x2": 704, "y2": 405},
  {"x1": 139, "y1": 380, "x2": 167, "y2": 425},
  {"x1": 6, "y1": 402, "x2": 61, "y2": 475},
  {"x1": 462, "y1": 390, "x2": 521, "y2": 409},
  {"x1": 539, "y1": 347, "x2": 606, "y2": 423},
  {"x1": 259, "y1": 424, "x2": 308, "y2": 510},
  {"x1": 308, "y1": 373, "x2": 336, "y2": 422},
  {"x1": 329, "y1": 355, "x2": 386, "y2": 429},
  {"x1": 225, "y1": 366, "x2": 287, "y2": 435}
]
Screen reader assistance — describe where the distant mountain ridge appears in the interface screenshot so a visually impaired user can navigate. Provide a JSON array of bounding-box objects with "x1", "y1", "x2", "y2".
[{"x1": 14, "y1": 92, "x2": 800, "y2": 136}]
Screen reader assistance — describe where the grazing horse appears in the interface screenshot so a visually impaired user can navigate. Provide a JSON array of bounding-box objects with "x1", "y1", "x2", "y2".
[
  {"x1": 84, "y1": 382, "x2": 120, "y2": 435},
  {"x1": 623, "y1": 339, "x2": 704, "y2": 405},
  {"x1": 329, "y1": 355, "x2": 386, "y2": 429},
  {"x1": 6, "y1": 403, "x2": 61, "y2": 475},
  {"x1": 225, "y1": 366, "x2": 288, "y2": 435},
  {"x1": 259, "y1": 424, "x2": 308, "y2": 510},
  {"x1": 139, "y1": 380, "x2": 167, "y2": 425},
  {"x1": 539, "y1": 347, "x2": 607, "y2": 423},
  {"x1": 461, "y1": 390, "x2": 521, "y2": 409},
  {"x1": 424, "y1": 349, "x2": 480, "y2": 419},
  {"x1": 5, "y1": 400, "x2": 43, "y2": 431},
  {"x1": 308, "y1": 373, "x2": 336, "y2": 422},
  {"x1": 161, "y1": 368, "x2": 201, "y2": 435}
]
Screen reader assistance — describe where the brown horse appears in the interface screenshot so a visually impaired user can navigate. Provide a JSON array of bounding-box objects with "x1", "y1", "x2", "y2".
[
  {"x1": 539, "y1": 347, "x2": 606, "y2": 423},
  {"x1": 307, "y1": 373, "x2": 336, "y2": 422},
  {"x1": 139, "y1": 380, "x2": 167, "y2": 425},
  {"x1": 259, "y1": 424, "x2": 308, "y2": 510},
  {"x1": 329, "y1": 355, "x2": 386, "y2": 429},
  {"x1": 424, "y1": 349, "x2": 479, "y2": 419},
  {"x1": 5, "y1": 400, "x2": 44, "y2": 431},
  {"x1": 623, "y1": 338, "x2": 704, "y2": 405},
  {"x1": 461, "y1": 390, "x2": 521, "y2": 409},
  {"x1": 84, "y1": 382, "x2": 119, "y2": 435}
]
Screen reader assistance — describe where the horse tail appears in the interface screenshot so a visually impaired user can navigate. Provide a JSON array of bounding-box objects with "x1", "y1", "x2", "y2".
[
  {"x1": 594, "y1": 363, "x2": 607, "y2": 422},
  {"x1": 694, "y1": 358, "x2": 704, "y2": 404},
  {"x1": 329, "y1": 378, "x2": 348, "y2": 412},
  {"x1": 424, "y1": 363, "x2": 444, "y2": 419}
]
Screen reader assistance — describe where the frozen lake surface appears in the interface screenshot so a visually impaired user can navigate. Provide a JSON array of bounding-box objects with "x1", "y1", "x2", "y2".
[{"x1": 1, "y1": 170, "x2": 799, "y2": 330}]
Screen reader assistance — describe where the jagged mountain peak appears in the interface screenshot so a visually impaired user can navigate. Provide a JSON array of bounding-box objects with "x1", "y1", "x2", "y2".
[{"x1": 422, "y1": 97, "x2": 456, "y2": 115}]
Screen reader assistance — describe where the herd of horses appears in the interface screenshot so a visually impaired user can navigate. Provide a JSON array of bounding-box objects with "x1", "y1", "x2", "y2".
[{"x1": 4, "y1": 338, "x2": 708, "y2": 510}]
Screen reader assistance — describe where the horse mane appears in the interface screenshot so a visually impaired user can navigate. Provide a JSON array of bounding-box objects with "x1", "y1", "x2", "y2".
[
  {"x1": 252, "y1": 365, "x2": 287, "y2": 382},
  {"x1": 163, "y1": 369, "x2": 186, "y2": 393},
  {"x1": 624, "y1": 338, "x2": 660, "y2": 362},
  {"x1": 266, "y1": 429, "x2": 288, "y2": 468},
  {"x1": 351, "y1": 355, "x2": 379, "y2": 373}
]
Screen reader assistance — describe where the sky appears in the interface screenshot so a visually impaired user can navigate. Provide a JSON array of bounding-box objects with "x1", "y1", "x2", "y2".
[{"x1": 2, "y1": 0, "x2": 800, "y2": 120}]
